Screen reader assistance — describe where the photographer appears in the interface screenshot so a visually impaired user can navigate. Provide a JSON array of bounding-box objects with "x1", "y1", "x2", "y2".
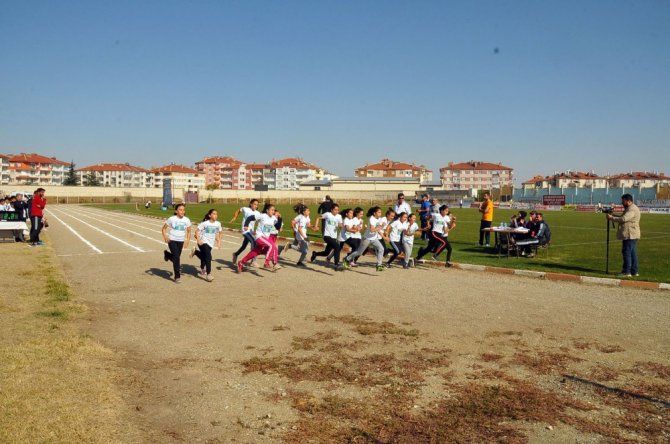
[{"x1": 606, "y1": 194, "x2": 641, "y2": 278}]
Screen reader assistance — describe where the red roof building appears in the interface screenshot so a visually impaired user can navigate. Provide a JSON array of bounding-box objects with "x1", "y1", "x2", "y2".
[
  {"x1": 355, "y1": 159, "x2": 432, "y2": 182},
  {"x1": 607, "y1": 171, "x2": 669, "y2": 188},
  {"x1": 77, "y1": 163, "x2": 151, "y2": 187},
  {"x1": 440, "y1": 161, "x2": 513, "y2": 191},
  {"x1": 7, "y1": 153, "x2": 69, "y2": 185},
  {"x1": 151, "y1": 164, "x2": 204, "y2": 191}
]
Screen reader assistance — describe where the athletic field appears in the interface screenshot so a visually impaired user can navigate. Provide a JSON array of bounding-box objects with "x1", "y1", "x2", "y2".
[
  {"x1": 3, "y1": 204, "x2": 664, "y2": 442},
  {"x1": 92, "y1": 203, "x2": 670, "y2": 283}
]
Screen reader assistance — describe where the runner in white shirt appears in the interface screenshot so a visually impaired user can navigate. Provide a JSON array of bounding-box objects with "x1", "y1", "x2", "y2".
[
  {"x1": 190, "y1": 208, "x2": 222, "y2": 281},
  {"x1": 393, "y1": 193, "x2": 412, "y2": 218},
  {"x1": 238, "y1": 203, "x2": 282, "y2": 272},
  {"x1": 377, "y1": 209, "x2": 395, "y2": 258},
  {"x1": 343, "y1": 207, "x2": 386, "y2": 272},
  {"x1": 161, "y1": 203, "x2": 192, "y2": 283},
  {"x1": 401, "y1": 213, "x2": 423, "y2": 269},
  {"x1": 416, "y1": 204, "x2": 456, "y2": 267},
  {"x1": 230, "y1": 199, "x2": 261, "y2": 264},
  {"x1": 311, "y1": 204, "x2": 343, "y2": 269},
  {"x1": 385, "y1": 212, "x2": 409, "y2": 267},
  {"x1": 283, "y1": 203, "x2": 316, "y2": 266}
]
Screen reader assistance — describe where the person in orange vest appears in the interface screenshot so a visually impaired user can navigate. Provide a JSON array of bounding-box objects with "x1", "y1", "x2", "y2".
[{"x1": 478, "y1": 192, "x2": 493, "y2": 247}]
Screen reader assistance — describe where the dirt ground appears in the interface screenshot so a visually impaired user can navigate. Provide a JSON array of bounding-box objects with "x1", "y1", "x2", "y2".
[{"x1": 44, "y1": 205, "x2": 669, "y2": 443}]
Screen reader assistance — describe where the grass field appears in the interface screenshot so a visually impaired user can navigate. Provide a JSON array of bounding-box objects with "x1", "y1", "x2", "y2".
[{"x1": 90, "y1": 203, "x2": 670, "y2": 283}]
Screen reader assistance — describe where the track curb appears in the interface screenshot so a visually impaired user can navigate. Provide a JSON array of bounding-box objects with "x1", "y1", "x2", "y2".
[{"x1": 122, "y1": 211, "x2": 670, "y2": 292}]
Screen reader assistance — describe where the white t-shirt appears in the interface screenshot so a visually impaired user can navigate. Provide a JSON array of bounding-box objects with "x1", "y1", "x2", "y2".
[
  {"x1": 394, "y1": 202, "x2": 412, "y2": 216},
  {"x1": 340, "y1": 217, "x2": 355, "y2": 241},
  {"x1": 431, "y1": 213, "x2": 451, "y2": 235},
  {"x1": 349, "y1": 217, "x2": 362, "y2": 239},
  {"x1": 365, "y1": 216, "x2": 384, "y2": 240},
  {"x1": 165, "y1": 215, "x2": 192, "y2": 242},
  {"x1": 241, "y1": 207, "x2": 261, "y2": 232},
  {"x1": 389, "y1": 220, "x2": 408, "y2": 243},
  {"x1": 403, "y1": 222, "x2": 419, "y2": 246},
  {"x1": 197, "y1": 220, "x2": 222, "y2": 248},
  {"x1": 293, "y1": 214, "x2": 310, "y2": 238},
  {"x1": 255, "y1": 214, "x2": 277, "y2": 238},
  {"x1": 321, "y1": 212, "x2": 342, "y2": 239}
]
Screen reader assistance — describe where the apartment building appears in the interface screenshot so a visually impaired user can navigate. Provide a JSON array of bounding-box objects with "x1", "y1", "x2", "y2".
[
  {"x1": 522, "y1": 171, "x2": 607, "y2": 189},
  {"x1": 195, "y1": 156, "x2": 253, "y2": 190},
  {"x1": 269, "y1": 157, "x2": 323, "y2": 190},
  {"x1": 440, "y1": 161, "x2": 513, "y2": 191},
  {"x1": 355, "y1": 158, "x2": 432, "y2": 182},
  {"x1": 77, "y1": 163, "x2": 152, "y2": 187},
  {"x1": 0, "y1": 155, "x2": 10, "y2": 185},
  {"x1": 8, "y1": 153, "x2": 69, "y2": 186},
  {"x1": 607, "y1": 171, "x2": 670, "y2": 188},
  {"x1": 151, "y1": 164, "x2": 204, "y2": 192}
]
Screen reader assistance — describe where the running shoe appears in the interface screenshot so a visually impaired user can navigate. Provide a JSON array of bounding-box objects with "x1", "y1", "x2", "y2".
[
  {"x1": 409, "y1": 258, "x2": 415, "y2": 268},
  {"x1": 164, "y1": 250, "x2": 170, "y2": 262},
  {"x1": 350, "y1": 262, "x2": 359, "y2": 268},
  {"x1": 232, "y1": 253, "x2": 238, "y2": 264},
  {"x1": 403, "y1": 263, "x2": 409, "y2": 269},
  {"x1": 310, "y1": 251, "x2": 317, "y2": 263},
  {"x1": 199, "y1": 267, "x2": 206, "y2": 277},
  {"x1": 206, "y1": 274, "x2": 213, "y2": 282},
  {"x1": 376, "y1": 265, "x2": 386, "y2": 272},
  {"x1": 263, "y1": 263, "x2": 275, "y2": 272},
  {"x1": 174, "y1": 278, "x2": 181, "y2": 283},
  {"x1": 446, "y1": 261, "x2": 454, "y2": 268},
  {"x1": 37, "y1": 241, "x2": 45, "y2": 245},
  {"x1": 237, "y1": 262, "x2": 244, "y2": 273},
  {"x1": 342, "y1": 258, "x2": 350, "y2": 269},
  {"x1": 189, "y1": 247, "x2": 196, "y2": 258},
  {"x1": 616, "y1": 273, "x2": 632, "y2": 278},
  {"x1": 272, "y1": 264, "x2": 283, "y2": 271}
]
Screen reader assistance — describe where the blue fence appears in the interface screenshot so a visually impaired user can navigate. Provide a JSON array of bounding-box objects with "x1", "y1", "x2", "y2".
[{"x1": 513, "y1": 187, "x2": 657, "y2": 205}]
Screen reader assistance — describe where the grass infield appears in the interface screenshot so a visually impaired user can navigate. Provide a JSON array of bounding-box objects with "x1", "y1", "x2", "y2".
[{"x1": 90, "y1": 203, "x2": 670, "y2": 283}]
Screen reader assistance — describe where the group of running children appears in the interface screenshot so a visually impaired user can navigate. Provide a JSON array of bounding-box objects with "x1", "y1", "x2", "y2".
[{"x1": 161, "y1": 199, "x2": 456, "y2": 282}]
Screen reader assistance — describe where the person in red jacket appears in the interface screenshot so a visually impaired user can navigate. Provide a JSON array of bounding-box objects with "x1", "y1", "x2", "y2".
[{"x1": 29, "y1": 188, "x2": 47, "y2": 246}]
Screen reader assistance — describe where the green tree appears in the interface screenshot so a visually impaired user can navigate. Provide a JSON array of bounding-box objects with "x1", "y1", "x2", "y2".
[
  {"x1": 205, "y1": 183, "x2": 219, "y2": 190},
  {"x1": 83, "y1": 172, "x2": 101, "y2": 187},
  {"x1": 62, "y1": 161, "x2": 79, "y2": 186}
]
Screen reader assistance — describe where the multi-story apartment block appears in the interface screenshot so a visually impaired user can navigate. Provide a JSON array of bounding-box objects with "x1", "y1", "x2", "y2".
[
  {"x1": 0, "y1": 155, "x2": 10, "y2": 185},
  {"x1": 269, "y1": 157, "x2": 323, "y2": 190},
  {"x1": 195, "y1": 156, "x2": 253, "y2": 190},
  {"x1": 355, "y1": 158, "x2": 432, "y2": 182},
  {"x1": 523, "y1": 171, "x2": 607, "y2": 189},
  {"x1": 440, "y1": 161, "x2": 513, "y2": 191},
  {"x1": 8, "y1": 153, "x2": 69, "y2": 186},
  {"x1": 77, "y1": 163, "x2": 152, "y2": 187},
  {"x1": 607, "y1": 171, "x2": 670, "y2": 188},
  {"x1": 151, "y1": 164, "x2": 204, "y2": 192}
]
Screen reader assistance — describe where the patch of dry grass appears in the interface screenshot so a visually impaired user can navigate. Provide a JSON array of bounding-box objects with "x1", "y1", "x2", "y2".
[
  {"x1": 0, "y1": 241, "x2": 139, "y2": 443},
  {"x1": 314, "y1": 315, "x2": 420, "y2": 337}
]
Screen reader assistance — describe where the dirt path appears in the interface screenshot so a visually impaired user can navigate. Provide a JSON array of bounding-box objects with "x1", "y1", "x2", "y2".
[{"x1": 47, "y1": 206, "x2": 670, "y2": 443}]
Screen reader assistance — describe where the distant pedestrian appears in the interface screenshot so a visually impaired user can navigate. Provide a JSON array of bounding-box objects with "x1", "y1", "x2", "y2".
[{"x1": 162, "y1": 203, "x2": 192, "y2": 283}]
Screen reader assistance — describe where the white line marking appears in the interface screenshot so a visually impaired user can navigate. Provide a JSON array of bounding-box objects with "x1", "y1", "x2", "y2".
[
  {"x1": 69, "y1": 209, "x2": 166, "y2": 245},
  {"x1": 46, "y1": 210, "x2": 103, "y2": 254},
  {"x1": 50, "y1": 208, "x2": 145, "y2": 252},
  {"x1": 57, "y1": 250, "x2": 156, "y2": 257}
]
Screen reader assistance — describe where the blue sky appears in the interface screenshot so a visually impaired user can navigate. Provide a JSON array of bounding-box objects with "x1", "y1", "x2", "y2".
[{"x1": 1, "y1": 0, "x2": 669, "y2": 183}]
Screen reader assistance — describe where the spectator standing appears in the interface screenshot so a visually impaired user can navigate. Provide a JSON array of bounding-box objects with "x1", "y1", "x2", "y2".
[
  {"x1": 607, "y1": 194, "x2": 641, "y2": 278},
  {"x1": 317, "y1": 195, "x2": 334, "y2": 234},
  {"x1": 478, "y1": 192, "x2": 493, "y2": 247},
  {"x1": 29, "y1": 188, "x2": 47, "y2": 246},
  {"x1": 418, "y1": 194, "x2": 431, "y2": 241},
  {"x1": 393, "y1": 193, "x2": 411, "y2": 219},
  {"x1": 12, "y1": 193, "x2": 28, "y2": 242}
]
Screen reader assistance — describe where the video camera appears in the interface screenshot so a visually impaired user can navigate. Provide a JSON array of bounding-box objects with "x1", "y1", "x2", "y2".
[{"x1": 601, "y1": 206, "x2": 615, "y2": 214}]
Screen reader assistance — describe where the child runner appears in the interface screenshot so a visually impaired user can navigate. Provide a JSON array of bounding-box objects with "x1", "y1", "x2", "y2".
[
  {"x1": 230, "y1": 199, "x2": 260, "y2": 264},
  {"x1": 311, "y1": 203, "x2": 343, "y2": 269},
  {"x1": 377, "y1": 209, "x2": 395, "y2": 258},
  {"x1": 415, "y1": 204, "x2": 455, "y2": 267},
  {"x1": 162, "y1": 203, "x2": 192, "y2": 283},
  {"x1": 401, "y1": 213, "x2": 421, "y2": 269},
  {"x1": 238, "y1": 203, "x2": 282, "y2": 272},
  {"x1": 284, "y1": 203, "x2": 316, "y2": 267},
  {"x1": 343, "y1": 206, "x2": 386, "y2": 272},
  {"x1": 190, "y1": 209, "x2": 222, "y2": 282},
  {"x1": 385, "y1": 212, "x2": 409, "y2": 267},
  {"x1": 327, "y1": 207, "x2": 363, "y2": 265}
]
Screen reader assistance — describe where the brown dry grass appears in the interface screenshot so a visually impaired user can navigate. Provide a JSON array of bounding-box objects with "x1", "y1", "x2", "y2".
[{"x1": 0, "y1": 242, "x2": 138, "y2": 443}]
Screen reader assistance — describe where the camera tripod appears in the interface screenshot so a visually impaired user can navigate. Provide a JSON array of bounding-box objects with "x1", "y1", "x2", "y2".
[{"x1": 605, "y1": 217, "x2": 616, "y2": 274}]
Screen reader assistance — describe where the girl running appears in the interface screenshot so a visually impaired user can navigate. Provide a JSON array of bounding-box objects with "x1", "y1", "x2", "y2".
[
  {"x1": 385, "y1": 212, "x2": 409, "y2": 267},
  {"x1": 328, "y1": 207, "x2": 363, "y2": 266},
  {"x1": 377, "y1": 209, "x2": 395, "y2": 257},
  {"x1": 238, "y1": 203, "x2": 282, "y2": 272},
  {"x1": 311, "y1": 203, "x2": 343, "y2": 269},
  {"x1": 343, "y1": 206, "x2": 386, "y2": 272},
  {"x1": 401, "y1": 213, "x2": 422, "y2": 269},
  {"x1": 230, "y1": 199, "x2": 260, "y2": 264},
  {"x1": 162, "y1": 203, "x2": 192, "y2": 283},
  {"x1": 284, "y1": 203, "x2": 316, "y2": 267},
  {"x1": 190, "y1": 209, "x2": 222, "y2": 282},
  {"x1": 415, "y1": 204, "x2": 455, "y2": 267}
]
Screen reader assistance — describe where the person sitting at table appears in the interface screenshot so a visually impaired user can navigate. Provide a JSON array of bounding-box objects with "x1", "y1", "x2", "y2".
[
  {"x1": 519, "y1": 213, "x2": 551, "y2": 257},
  {"x1": 535, "y1": 213, "x2": 551, "y2": 247}
]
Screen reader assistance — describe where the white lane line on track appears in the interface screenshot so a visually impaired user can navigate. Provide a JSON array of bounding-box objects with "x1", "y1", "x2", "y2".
[
  {"x1": 57, "y1": 250, "x2": 156, "y2": 257},
  {"x1": 46, "y1": 210, "x2": 103, "y2": 254},
  {"x1": 50, "y1": 208, "x2": 145, "y2": 252},
  {"x1": 74, "y1": 207, "x2": 242, "y2": 246},
  {"x1": 68, "y1": 209, "x2": 167, "y2": 246}
]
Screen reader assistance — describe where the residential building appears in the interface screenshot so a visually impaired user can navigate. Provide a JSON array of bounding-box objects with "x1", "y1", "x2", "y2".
[
  {"x1": 151, "y1": 164, "x2": 204, "y2": 192},
  {"x1": 440, "y1": 161, "x2": 513, "y2": 191},
  {"x1": 522, "y1": 171, "x2": 607, "y2": 189},
  {"x1": 0, "y1": 155, "x2": 10, "y2": 185},
  {"x1": 195, "y1": 156, "x2": 252, "y2": 190},
  {"x1": 607, "y1": 171, "x2": 670, "y2": 188},
  {"x1": 77, "y1": 163, "x2": 152, "y2": 187},
  {"x1": 269, "y1": 157, "x2": 323, "y2": 190},
  {"x1": 8, "y1": 153, "x2": 69, "y2": 186},
  {"x1": 355, "y1": 158, "x2": 432, "y2": 182}
]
